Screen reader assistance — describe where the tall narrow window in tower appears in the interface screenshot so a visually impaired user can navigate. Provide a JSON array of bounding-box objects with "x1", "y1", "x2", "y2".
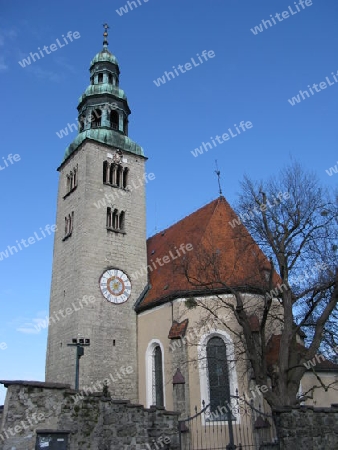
[
  {"x1": 106, "y1": 207, "x2": 112, "y2": 228},
  {"x1": 110, "y1": 110, "x2": 119, "y2": 130},
  {"x1": 112, "y1": 208, "x2": 119, "y2": 229},
  {"x1": 152, "y1": 346, "x2": 164, "y2": 407},
  {"x1": 64, "y1": 165, "x2": 78, "y2": 197},
  {"x1": 66, "y1": 175, "x2": 71, "y2": 193},
  {"x1": 206, "y1": 337, "x2": 231, "y2": 417},
  {"x1": 122, "y1": 167, "x2": 128, "y2": 188},
  {"x1": 110, "y1": 163, "x2": 117, "y2": 185},
  {"x1": 116, "y1": 165, "x2": 122, "y2": 187},
  {"x1": 91, "y1": 109, "x2": 102, "y2": 128},
  {"x1": 119, "y1": 211, "x2": 125, "y2": 231},
  {"x1": 79, "y1": 114, "x2": 85, "y2": 132},
  {"x1": 98, "y1": 73, "x2": 103, "y2": 84},
  {"x1": 63, "y1": 212, "x2": 74, "y2": 240},
  {"x1": 103, "y1": 161, "x2": 108, "y2": 183}
]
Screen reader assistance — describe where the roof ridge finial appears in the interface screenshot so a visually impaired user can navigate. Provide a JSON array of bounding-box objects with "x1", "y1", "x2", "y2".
[
  {"x1": 103, "y1": 23, "x2": 109, "y2": 49},
  {"x1": 214, "y1": 160, "x2": 223, "y2": 197}
]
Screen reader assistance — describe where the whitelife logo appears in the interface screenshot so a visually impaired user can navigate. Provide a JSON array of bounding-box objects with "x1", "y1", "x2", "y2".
[
  {"x1": 325, "y1": 160, "x2": 338, "y2": 177},
  {"x1": 0, "y1": 224, "x2": 57, "y2": 262},
  {"x1": 18, "y1": 31, "x2": 81, "y2": 68},
  {"x1": 288, "y1": 69, "x2": 338, "y2": 106},
  {"x1": 153, "y1": 50, "x2": 215, "y2": 87},
  {"x1": 191, "y1": 121, "x2": 253, "y2": 158},
  {"x1": 250, "y1": 0, "x2": 313, "y2": 35},
  {"x1": 0, "y1": 153, "x2": 21, "y2": 172}
]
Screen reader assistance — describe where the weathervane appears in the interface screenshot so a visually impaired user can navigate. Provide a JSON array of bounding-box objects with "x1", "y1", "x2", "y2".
[
  {"x1": 103, "y1": 23, "x2": 109, "y2": 48},
  {"x1": 215, "y1": 160, "x2": 223, "y2": 196}
]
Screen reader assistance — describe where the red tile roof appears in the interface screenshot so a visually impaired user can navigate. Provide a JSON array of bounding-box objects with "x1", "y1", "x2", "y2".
[{"x1": 136, "y1": 196, "x2": 279, "y2": 312}]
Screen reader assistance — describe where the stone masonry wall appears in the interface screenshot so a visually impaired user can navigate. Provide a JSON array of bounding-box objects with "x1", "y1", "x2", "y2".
[
  {"x1": 0, "y1": 382, "x2": 179, "y2": 450},
  {"x1": 273, "y1": 404, "x2": 338, "y2": 450}
]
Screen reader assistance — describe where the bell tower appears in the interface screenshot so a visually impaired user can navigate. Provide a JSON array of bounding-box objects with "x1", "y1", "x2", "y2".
[{"x1": 45, "y1": 25, "x2": 147, "y2": 402}]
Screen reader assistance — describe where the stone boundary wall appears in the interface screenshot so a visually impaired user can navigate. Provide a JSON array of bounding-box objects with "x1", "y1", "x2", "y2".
[
  {"x1": 273, "y1": 404, "x2": 338, "y2": 450},
  {"x1": 0, "y1": 381, "x2": 179, "y2": 450}
]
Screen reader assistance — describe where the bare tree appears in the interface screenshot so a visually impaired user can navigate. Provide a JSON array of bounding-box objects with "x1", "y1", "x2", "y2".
[{"x1": 177, "y1": 162, "x2": 338, "y2": 409}]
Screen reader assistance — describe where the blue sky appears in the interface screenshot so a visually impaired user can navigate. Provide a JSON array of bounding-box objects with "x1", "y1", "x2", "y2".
[{"x1": 0, "y1": 0, "x2": 337, "y2": 404}]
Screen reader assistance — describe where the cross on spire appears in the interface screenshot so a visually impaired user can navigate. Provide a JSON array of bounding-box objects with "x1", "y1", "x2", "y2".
[
  {"x1": 103, "y1": 23, "x2": 109, "y2": 48},
  {"x1": 214, "y1": 160, "x2": 223, "y2": 196}
]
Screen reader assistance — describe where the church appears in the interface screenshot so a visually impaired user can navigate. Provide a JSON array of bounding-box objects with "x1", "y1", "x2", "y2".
[{"x1": 1, "y1": 26, "x2": 338, "y2": 450}]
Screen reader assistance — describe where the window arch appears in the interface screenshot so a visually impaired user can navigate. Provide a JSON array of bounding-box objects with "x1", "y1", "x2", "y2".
[
  {"x1": 206, "y1": 337, "x2": 231, "y2": 415},
  {"x1": 106, "y1": 208, "x2": 125, "y2": 232},
  {"x1": 123, "y1": 167, "x2": 129, "y2": 189},
  {"x1": 146, "y1": 340, "x2": 165, "y2": 408},
  {"x1": 103, "y1": 161, "x2": 108, "y2": 183},
  {"x1": 110, "y1": 111, "x2": 119, "y2": 130},
  {"x1": 91, "y1": 109, "x2": 101, "y2": 128},
  {"x1": 198, "y1": 330, "x2": 238, "y2": 422},
  {"x1": 153, "y1": 346, "x2": 164, "y2": 407},
  {"x1": 64, "y1": 212, "x2": 74, "y2": 239},
  {"x1": 119, "y1": 211, "x2": 125, "y2": 231},
  {"x1": 65, "y1": 165, "x2": 78, "y2": 197},
  {"x1": 103, "y1": 161, "x2": 129, "y2": 190}
]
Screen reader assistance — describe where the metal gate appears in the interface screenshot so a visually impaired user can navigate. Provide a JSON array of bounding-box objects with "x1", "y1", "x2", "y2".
[{"x1": 178, "y1": 394, "x2": 278, "y2": 450}]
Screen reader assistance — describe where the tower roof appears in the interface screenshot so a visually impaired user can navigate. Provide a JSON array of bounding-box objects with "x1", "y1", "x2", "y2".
[
  {"x1": 90, "y1": 48, "x2": 118, "y2": 67},
  {"x1": 135, "y1": 196, "x2": 280, "y2": 312}
]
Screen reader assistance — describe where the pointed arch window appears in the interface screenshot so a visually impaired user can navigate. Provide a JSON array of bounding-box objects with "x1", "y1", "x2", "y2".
[
  {"x1": 152, "y1": 346, "x2": 164, "y2": 407},
  {"x1": 207, "y1": 337, "x2": 231, "y2": 416}
]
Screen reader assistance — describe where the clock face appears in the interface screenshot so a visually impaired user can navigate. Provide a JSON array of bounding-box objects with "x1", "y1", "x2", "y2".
[{"x1": 99, "y1": 269, "x2": 131, "y2": 304}]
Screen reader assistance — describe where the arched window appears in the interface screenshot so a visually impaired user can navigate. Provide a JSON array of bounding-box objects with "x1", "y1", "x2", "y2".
[
  {"x1": 103, "y1": 161, "x2": 109, "y2": 183},
  {"x1": 79, "y1": 115, "x2": 85, "y2": 132},
  {"x1": 91, "y1": 109, "x2": 101, "y2": 128},
  {"x1": 146, "y1": 340, "x2": 165, "y2": 408},
  {"x1": 64, "y1": 212, "x2": 74, "y2": 239},
  {"x1": 110, "y1": 111, "x2": 119, "y2": 130},
  {"x1": 107, "y1": 208, "x2": 125, "y2": 232},
  {"x1": 98, "y1": 73, "x2": 103, "y2": 84},
  {"x1": 108, "y1": 73, "x2": 113, "y2": 84},
  {"x1": 107, "y1": 207, "x2": 112, "y2": 228},
  {"x1": 153, "y1": 346, "x2": 164, "y2": 407},
  {"x1": 198, "y1": 331, "x2": 238, "y2": 423},
  {"x1": 122, "y1": 168, "x2": 128, "y2": 189},
  {"x1": 207, "y1": 337, "x2": 231, "y2": 415},
  {"x1": 119, "y1": 211, "x2": 125, "y2": 231},
  {"x1": 64, "y1": 217, "x2": 68, "y2": 236},
  {"x1": 112, "y1": 209, "x2": 119, "y2": 230},
  {"x1": 66, "y1": 175, "x2": 71, "y2": 193},
  {"x1": 116, "y1": 165, "x2": 123, "y2": 188}
]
